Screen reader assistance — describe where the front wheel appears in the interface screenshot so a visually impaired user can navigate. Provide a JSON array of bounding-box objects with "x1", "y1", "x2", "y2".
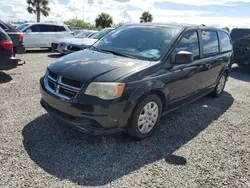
[
  {"x1": 211, "y1": 72, "x2": 227, "y2": 97},
  {"x1": 127, "y1": 94, "x2": 162, "y2": 140}
]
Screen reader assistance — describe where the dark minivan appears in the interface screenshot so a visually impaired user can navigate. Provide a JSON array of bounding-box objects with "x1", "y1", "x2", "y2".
[
  {"x1": 230, "y1": 28, "x2": 250, "y2": 67},
  {"x1": 40, "y1": 23, "x2": 232, "y2": 140}
]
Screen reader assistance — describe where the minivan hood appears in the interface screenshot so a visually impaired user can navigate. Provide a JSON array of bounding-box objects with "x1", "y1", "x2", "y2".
[{"x1": 48, "y1": 49, "x2": 151, "y2": 83}]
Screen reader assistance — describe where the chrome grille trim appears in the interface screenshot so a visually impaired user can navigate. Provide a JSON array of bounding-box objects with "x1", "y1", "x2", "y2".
[
  {"x1": 58, "y1": 76, "x2": 82, "y2": 90},
  {"x1": 44, "y1": 69, "x2": 82, "y2": 100}
]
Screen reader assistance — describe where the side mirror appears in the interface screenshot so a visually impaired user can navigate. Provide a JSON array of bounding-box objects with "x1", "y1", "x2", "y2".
[
  {"x1": 26, "y1": 29, "x2": 32, "y2": 33},
  {"x1": 175, "y1": 51, "x2": 193, "y2": 64}
]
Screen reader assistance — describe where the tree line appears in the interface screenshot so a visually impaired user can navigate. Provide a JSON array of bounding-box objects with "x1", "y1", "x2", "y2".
[{"x1": 26, "y1": 0, "x2": 154, "y2": 29}]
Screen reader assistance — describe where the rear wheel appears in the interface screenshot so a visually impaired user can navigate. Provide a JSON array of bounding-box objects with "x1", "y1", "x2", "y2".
[
  {"x1": 211, "y1": 72, "x2": 227, "y2": 97},
  {"x1": 127, "y1": 94, "x2": 162, "y2": 140}
]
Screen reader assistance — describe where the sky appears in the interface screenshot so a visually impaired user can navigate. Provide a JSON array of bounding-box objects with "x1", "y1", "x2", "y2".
[{"x1": 1, "y1": 0, "x2": 250, "y2": 28}]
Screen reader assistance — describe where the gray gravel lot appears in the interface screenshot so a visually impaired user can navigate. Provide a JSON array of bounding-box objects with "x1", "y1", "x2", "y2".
[{"x1": 0, "y1": 50, "x2": 250, "y2": 188}]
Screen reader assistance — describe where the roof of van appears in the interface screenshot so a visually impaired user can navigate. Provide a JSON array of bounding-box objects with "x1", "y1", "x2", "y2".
[
  {"x1": 124, "y1": 23, "x2": 225, "y2": 31},
  {"x1": 22, "y1": 23, "x2": 67, "y2": 26}
]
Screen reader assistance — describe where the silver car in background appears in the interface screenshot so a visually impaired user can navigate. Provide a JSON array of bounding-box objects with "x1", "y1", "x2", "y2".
[
  {"x1": 57, "y1": 27, "x2": 114, "y2": 55},
  {"x1": 51, "y1": 30, "x2": 97, "y2": 52},
  {"x1": 17, "y1": 23, "x2": 73, "y2": 49}
]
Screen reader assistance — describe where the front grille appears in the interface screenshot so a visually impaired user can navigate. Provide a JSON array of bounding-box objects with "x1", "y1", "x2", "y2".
[
  {"x1": 61, "y1": 77, "x2": 82, "y2": 89},
  {"x1": 48, "y1": 80, "x2": 56, "y2": 90},
  {"x1": 52, "y1": 43, "x2": 59, "y2": 50},
  {"x1": 59, "y1": 87, "x2": 78, "y2": 98},
  {"x1": 67, "y1": 45, "x2": 81, "y2": 51},
  {"x1": 45, "y1": 69, "x2": 83, "y2": 99},
  {"x1": 48, "y1": 69, "x2": 57, "y2": 80}
]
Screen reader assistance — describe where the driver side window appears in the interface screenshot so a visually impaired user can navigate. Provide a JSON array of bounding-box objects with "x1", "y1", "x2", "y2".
[{"x1": 173, "y1": 31, "x2": 200, "y2": 61}]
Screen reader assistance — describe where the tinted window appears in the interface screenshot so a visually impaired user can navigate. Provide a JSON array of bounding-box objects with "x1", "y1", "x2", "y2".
[
  {"x1": 218, "y1": 31, "x2": 232, "y2": 52},
  {"x1": 174, "y1": 31, "x2": 200, "y2": 60},
  {"x1": 56, "y1": 26, "x2": 66, "y2": 32},
  {"x1": 17, "y1": 24, "x2": 30, "y2": 31},
  {"x1": 89, "y1": 28, "x2": 113, "y2": 39},
  {"x1": 39, "y1": 25, "x2": 54, "y2": 32},
  {"x1": 94, "y1": 25, "x2": 180, "y2": 61},
  {"x1": 0, "y1": 23, "x2": 8, "y2": 30},
  {"x1": 230, "y1": 29, "x2": 250, "y2": 42},
  {"x1": 74, "y1": 31, "x2": 93, "y2": 38},
  {"x1": 29, "y1": 25, "x2": 40, "y2": 32},
  {"x1": 202, "y1": 31, "x2": 219, "y2": 57}
]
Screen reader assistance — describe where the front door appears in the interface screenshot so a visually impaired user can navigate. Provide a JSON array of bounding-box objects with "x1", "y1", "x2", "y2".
[
  {"x1": 167, "y1": 30, "x2": 205, "y2": 109},
  {"x1": 23, "y1": 25, "x2": 41, "y2": 48}
]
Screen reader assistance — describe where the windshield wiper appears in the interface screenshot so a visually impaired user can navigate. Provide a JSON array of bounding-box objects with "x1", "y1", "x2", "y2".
[{"x1": 92, "y1": 47, "x2": 137, "y2": 59}]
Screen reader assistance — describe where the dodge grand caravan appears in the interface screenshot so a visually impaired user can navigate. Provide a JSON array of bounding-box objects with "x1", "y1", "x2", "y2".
[{"x1": 40, "y1": 23, "x2": 233, "y2": 140}]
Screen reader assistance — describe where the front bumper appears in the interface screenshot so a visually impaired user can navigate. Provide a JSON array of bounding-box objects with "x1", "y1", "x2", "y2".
[
  {"x1": 0, "y1": 56, "x2": 19, "y2": 70},
  {"x1": 39, "y1": 78, "x2": 129, "y2": 135}
]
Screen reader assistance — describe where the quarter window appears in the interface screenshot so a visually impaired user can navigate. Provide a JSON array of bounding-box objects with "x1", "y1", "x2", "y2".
[
  {"x1": 0, "y1": 23, "x2": 8, "y2": 30},
  {"x1": 202, "y1": 30, "x2": 219, "y2": 57},
  {"x1": 39, "y1": 25, "x2": 54, "y2": 32},
  {"x1": 174, "y1": 31, "x2": 200, "y2": 60},
  {"x1": 218, "y1": 31, "x2": 232, "y2": 52},
  {"x1": 56, "y1": 26, "x2": 66, "y2": 32},
  {"x1": 28, "y1": 25, "x2": 40, "y2": 32}
]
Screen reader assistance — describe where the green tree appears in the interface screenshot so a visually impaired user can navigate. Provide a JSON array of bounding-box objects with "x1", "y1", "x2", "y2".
[
  {"x1": 113, "y1": 22, "x2": 124, "y2": 28},
  {"x1": 95, "y1": 13, "x2": 113, "y2": 29},
  {"x1": 140, "y1": 11, "x2": 153, "y2": 23},
  {"x1": 27, "y1": 0, "x2": 51, "y2": 22},
  {"x1": 222, "y1": 27, "x2": 230, "y2": 32},
  {"x1": 64, "y1": 17, "x2": 96, "y2": 29}
]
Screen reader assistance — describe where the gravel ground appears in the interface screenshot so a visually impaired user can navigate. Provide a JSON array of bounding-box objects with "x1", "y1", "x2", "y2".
[{"x1": 0, "y1": 50, "x2": 250, "y2": 188}]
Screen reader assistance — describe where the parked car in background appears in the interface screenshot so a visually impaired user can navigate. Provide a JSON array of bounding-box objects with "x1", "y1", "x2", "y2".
[
  {"x1": 11, "y1": 23, "x2": 21, "y2": 28},
  {"x1": 0, "y1": 27, "x2": 19, "y2": 70},
  {"x1": 51, "y1": 30, "x2": 97, "y2": 52},
  {"x1": 231, "y1": 28, "x2": 250, "y2": 67},
  {"x1": 17, "y1": 23, "x2": 73, "y2": 49},
  {"x1": 40, "y1": 23, "x2": 232, "y2": 140},
  {"x1": 73, "y1": 29, "x2": 95, "y2": 35},
  {"x1": 57, "y1": 27, "x2": 114, "y2": 55},
  {"x1": 0, "y1": 20, "x2": 25, "y2": 55}
]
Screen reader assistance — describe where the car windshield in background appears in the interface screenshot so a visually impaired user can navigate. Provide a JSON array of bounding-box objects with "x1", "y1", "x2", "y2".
[
  {"x1": 93, "y1": 25, "x2": 180, "y2": 61},
  {"x1": 74, "y1": 31, "x2": 93, "y2": 38},
  {"x1": 89, "y1": 28, "x2": 113, "y2": 39},
  {"x1": 17, "y1": 24, "x2": 29, "y2": 31}
]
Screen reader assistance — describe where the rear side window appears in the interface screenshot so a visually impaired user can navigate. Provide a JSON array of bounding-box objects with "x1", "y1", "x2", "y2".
[
  {"x1": 29, "y1": 25, "x2": 40, "y2": 32},
  {"x1": 0, "y1": 23, "x2": 8, "y2": 30},
  {"x1": 39, "y1": 25, "x2": 54, "y2": 32},
  {"x1": 202, "y1": 30, "x2": 219, "y2": 57},
  {"x1": 174, "y1": 31, "x2": 200, "y2": 60},
  {"x1": 218, "y1": 31, "x2": 232, "y2": 52},
  {"x1": 56, "y1": 26, "x2": 66, "y2": 32}
]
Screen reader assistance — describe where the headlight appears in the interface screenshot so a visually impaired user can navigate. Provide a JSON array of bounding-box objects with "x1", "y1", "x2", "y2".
[{"x1": 84, "y1": 82, "x2": 125, "y2": 100}]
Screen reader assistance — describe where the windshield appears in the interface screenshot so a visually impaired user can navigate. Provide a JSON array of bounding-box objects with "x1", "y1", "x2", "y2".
[
  {"x1": 89, "y1": 28, "x2": 113, "y2": 39},
  {"x1": 17, "y1": 24, "x2": 29, "y2": 31},
  {"x1": 74, "y1": 31, "x2": 93, "y2": 38},
  {"x1": 93, "y1": 25, "x2": 180, "y2": 61}
]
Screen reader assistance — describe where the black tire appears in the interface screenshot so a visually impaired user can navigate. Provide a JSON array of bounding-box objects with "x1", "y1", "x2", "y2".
[
  {"x1": 127, "y1": 94, "x2": 162, "y2": 140},
  {"x1": 210, "y1": 72, "x2": 227, "y2": 98}
]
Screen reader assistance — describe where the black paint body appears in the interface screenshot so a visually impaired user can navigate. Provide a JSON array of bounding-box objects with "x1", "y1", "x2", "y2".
[{"x1": 40, "y1": 24, "x2": 233, "y2": 135}]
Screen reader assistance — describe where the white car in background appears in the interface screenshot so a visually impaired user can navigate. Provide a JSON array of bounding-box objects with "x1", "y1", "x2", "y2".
[{"x1": 17, "y1": 23, "x2": 73, "y2": 49}]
